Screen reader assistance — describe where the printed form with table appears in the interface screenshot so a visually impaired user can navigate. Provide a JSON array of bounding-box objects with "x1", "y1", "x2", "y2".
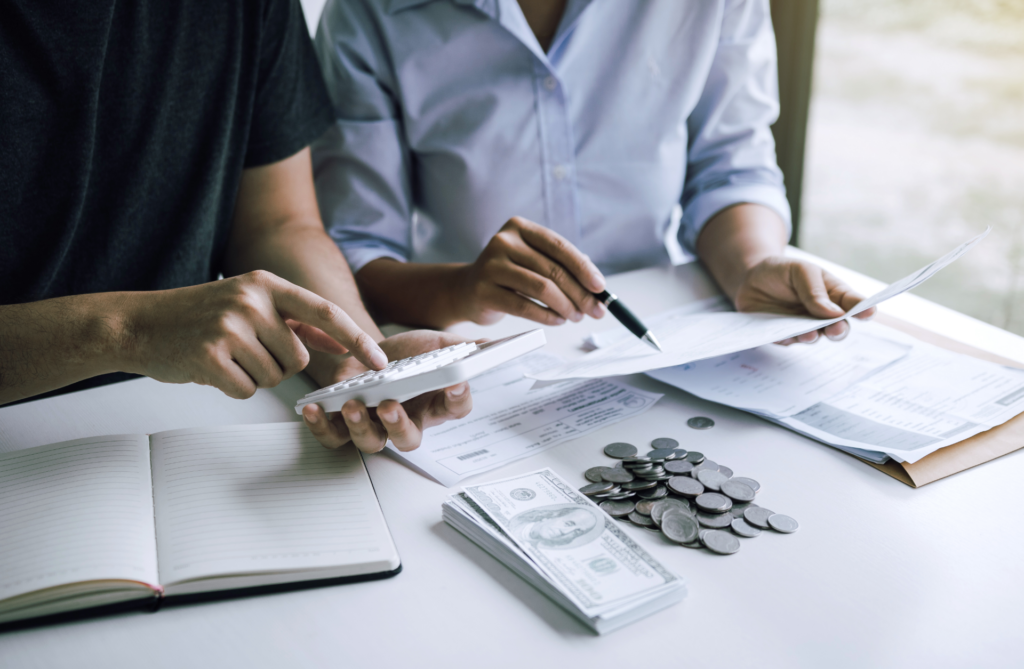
[{"x1": 5, "y1": 228, "x2": 1024, "y2": 636}]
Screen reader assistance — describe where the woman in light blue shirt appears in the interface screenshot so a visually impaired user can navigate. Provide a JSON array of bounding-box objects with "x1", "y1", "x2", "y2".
[{"x1": 312, "y1": 0, "x2": 873, "y2": 340}]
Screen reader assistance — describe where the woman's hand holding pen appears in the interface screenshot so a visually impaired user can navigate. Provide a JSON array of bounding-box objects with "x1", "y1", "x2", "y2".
[{"x1": 453, "y1": 216, "x2": 608, "y2": 326}]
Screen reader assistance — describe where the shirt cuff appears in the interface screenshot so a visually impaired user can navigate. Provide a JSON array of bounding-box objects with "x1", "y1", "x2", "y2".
[
  {"x1": 338, "y1": 244, "x2": 409, "y2": 274},
  {"x1": 680, "y1": 184, "x2": 793, "y2": 251}
]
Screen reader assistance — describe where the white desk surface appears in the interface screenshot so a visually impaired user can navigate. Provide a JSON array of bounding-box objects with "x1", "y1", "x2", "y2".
[{"x1": 2, "y1": 256, "x2": 1023, "y2": 669}]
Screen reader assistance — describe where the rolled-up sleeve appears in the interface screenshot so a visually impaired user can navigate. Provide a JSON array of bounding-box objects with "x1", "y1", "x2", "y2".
[
  {"x1": 311, "y1": 0, "x2": 412, "y2": 273},
  {"x1": 678, "y1": 0, "x2": 792, "y2": 251}
]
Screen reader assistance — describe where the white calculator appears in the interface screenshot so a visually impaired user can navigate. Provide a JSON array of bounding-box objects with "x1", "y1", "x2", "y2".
[{"x1": 295, "y1": 329, "x2": 546, "y2": 414}]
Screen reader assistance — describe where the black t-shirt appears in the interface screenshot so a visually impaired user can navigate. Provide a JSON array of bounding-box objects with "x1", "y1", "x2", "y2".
[
  {"x1": 0, "y1": 0, "x2": 332, "y2": 302},
  {"x1": 0, "y1": 0, "x2": 333, "y2": 395}
]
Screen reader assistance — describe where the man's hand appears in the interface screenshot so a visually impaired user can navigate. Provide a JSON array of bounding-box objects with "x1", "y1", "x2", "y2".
[
  {"x1": 120, "y1": 270, "x2": 389, "y2": 398},
  {"x1": 301, "y1": 330, "x2": 474, "y2": 453},
  {"x1": 453, "y1": 217, "x2": 607, "y2": 326},
  {"x1": 734, "y1": 257, "x2": 877, "y2": 345}
]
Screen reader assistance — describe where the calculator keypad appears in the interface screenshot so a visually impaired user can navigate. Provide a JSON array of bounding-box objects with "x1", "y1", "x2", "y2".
[{"x1": 303, "y1": 342, "x2": 478, "y2": 401}]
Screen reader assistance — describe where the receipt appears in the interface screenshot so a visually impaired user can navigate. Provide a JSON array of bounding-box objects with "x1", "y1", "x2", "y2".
[{"x1": 388, "y1": 352, "x2": 662, "y2": 486}]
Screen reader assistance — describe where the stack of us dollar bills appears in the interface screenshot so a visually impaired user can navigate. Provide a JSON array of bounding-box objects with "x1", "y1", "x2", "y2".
[{"x1": 442, "y1": 469, "x2": 686, "y2": 634}]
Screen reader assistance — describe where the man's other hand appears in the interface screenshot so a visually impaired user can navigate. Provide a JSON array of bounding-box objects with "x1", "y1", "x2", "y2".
[{"x1": 301, "y1": 330, "x2": 474, "y2": 453}]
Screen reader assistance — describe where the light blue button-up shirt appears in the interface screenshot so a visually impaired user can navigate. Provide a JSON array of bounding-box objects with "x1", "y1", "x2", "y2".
[{"x1": 312, "y1": 0, "x2": 791, "y2": 276}]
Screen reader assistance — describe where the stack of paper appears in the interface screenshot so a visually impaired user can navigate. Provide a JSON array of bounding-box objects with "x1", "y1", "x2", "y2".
[
  {"x1": 442, "y1": 469, "x2": 686, "y2": 634},
  {"x1": 647, "y1": 321, "x2": 1024, "y2": 464}
]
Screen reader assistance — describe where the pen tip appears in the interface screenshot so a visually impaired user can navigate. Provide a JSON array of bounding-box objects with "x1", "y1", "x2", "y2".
[{"x1": 643, "y1": 332, "x2": 663, "y2": 352}]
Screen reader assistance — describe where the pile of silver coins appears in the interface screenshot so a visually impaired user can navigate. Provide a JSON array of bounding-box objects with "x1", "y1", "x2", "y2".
[{"x1": 579, "y1": 436, "x2": 798, "y2": 555}]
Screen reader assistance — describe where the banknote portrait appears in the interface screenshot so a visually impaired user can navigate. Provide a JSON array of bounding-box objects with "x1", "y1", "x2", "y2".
[{"x1": 508, "y1": 504, "x2": 603, "y2": 550}]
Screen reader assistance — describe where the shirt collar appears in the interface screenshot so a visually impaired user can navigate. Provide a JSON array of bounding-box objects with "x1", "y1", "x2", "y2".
[{"x1": 387, "y1": 0, "x2": 497, "y2": 16}]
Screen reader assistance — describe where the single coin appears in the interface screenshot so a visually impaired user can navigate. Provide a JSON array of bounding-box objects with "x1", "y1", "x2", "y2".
[
  {"x1": 702, "y1": 529, "x2": 741, "y2": 555},
  {"x1": 624, "y1": 463, "x2": 653, "y2": 472},
  {"x1": 667, "y1": 476, "x2": 704, "y2": 498},
  {"x1": 634, "y1": 499, "x2": 657, "y2": 516},
  {"x1": 636, "y1": 485, "x2": 668, "y2": 500},
  {"x1": 687, "y1": 416, "x2": 715, "y2": 430},
  {"x1": 651, "y1": 498, "x2": 692, "y2": 525},
  {"x1": 731, "y1": 476, "x2": 761, "y2": 493},
  {"x1": 684, "y1": 451, "x2": 705, "y2": 465},
  {"x1": 768, "y1": 514, "x2": 799, "y2": 534},
  {"x1": 730, "y1": 517, "x2": 761, "y2": 538},
  {"x1": 664, "y1": 460, "x2": 695, "y2": 475},
  {"x1": 580, "y1": 481, "x2": 615, "y2": 496},
  {"x1": 730, "y1": 502, "x2": 753, "y2": 519},
  {"x1": 659, "y1": 510, "x2": 700, "y2": 544},
  {"x1": 692, "y1": 459, "x2": 719, "y2": 474},
  {"x1": 695, "y1": 469, "x2": 729, "y2": 492},
  {"x1": 698, "y1": 529, "x2": 711, "y2": 544},
  {"x1": 646, "y1": 448, "x2": 677, "y2": 460},
  {"x1": 606, "y1": 492, "x2": 635, "y2": 500},
  {"x1": 621, "y1": 479, "x2": 657, "y2": 491},
  {"x1": 604, "y1": 442, "x2": 638, "y2": 459},
  {"x1": 651, "y1": 437, "x2": 680, "y2": 450},
  {"x1": 695, "y1": 492, "x2": 732, "y2": 514},
  {"x1": 584, "y1": 467, "x2": 608, "y2": 483},
  {"x1": 601, "y1": 468, "x2": 635, "y2": 483},
  {"x1": 599, "y1": 500, "x2": 635, "y2": 517},
  {"x1": 672, "y1": 448, "x2": 689, "y2": 459},
  {"x1": 665, "y1": 494, "x2": 694, "y2": 508},
  {"x1": 696, "y1": 511, "x2": 734, "y2": 529},
  {"x1": 721, "y1": 480, "x2": 756, "y2": 503},
  {"x1": 628, "y1": 510, "x2": 655, "y2": 527},
  {"x1": 592, "y1": 486, "x2": 622, "y2": 498},
  {"x1": 718, "y1": 465, "x2": 734, "y2": 479},
  {"x1": 744, "y1": 506, "x2": 775, "y2": 529}
]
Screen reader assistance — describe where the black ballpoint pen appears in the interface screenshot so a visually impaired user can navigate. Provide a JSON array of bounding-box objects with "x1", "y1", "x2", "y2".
[{"x1": 593, "y1": 290, "x2": 663, "y2": 352}]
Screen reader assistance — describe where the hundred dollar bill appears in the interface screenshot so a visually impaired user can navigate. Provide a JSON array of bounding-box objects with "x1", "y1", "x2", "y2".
[{"x1": 462, "y1": 469, "x2": 682, "y2": 616}]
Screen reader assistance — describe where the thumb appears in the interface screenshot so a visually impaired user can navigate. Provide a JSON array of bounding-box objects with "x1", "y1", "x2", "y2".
[{"x1": 792, "y1": 264, "x2": 845, "y2": 318}]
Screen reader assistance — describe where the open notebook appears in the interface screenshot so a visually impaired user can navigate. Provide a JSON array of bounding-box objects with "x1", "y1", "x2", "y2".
[{"x1": 0, "y1": 423, "x2": 400, "y2": 627}]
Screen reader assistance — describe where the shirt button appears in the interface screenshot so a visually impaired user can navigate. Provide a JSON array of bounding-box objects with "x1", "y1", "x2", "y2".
[
  {"x1": 552, "y1": 165, "x2": 567, "y2": 180},
  {"x1": 543, "y1": 76, "x2": 557, "y2": 91}
]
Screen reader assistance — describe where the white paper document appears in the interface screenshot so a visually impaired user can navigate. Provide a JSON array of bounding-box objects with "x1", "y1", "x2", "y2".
[
  {"x1": 776, "y1": 328, "x2": 1024, "y2": 463},
  {"x1": 644, "y1": 320, "x2": 1024, "y2": 464},
  {"x1": 529, "y1": 229, "x2": 990, "y2": 382},
  {"x1": 389, "y1": 352, "x2": 662, "y2": 486},
  {"x1": 646, "y1": 329, "x2": 911, "y2": 417}
]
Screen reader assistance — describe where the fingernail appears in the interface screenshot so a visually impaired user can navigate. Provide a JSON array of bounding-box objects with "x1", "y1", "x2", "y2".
[
  {"x1": 570, "y1": 312, "x2": 583, "y2": 323},
  {"x1": 370, "y1": 348, "x2": 389, "y2": 370},
  {"x1": 448, "y1": 385, "x2": 466, "y2": 398},
  {"x1": 553, "y1": 317, "x2": 566, "y2": 325},
  {"x1": 344, "y1": 410, "x2": 361, "y2": 424},
  {"x1": 591, "y1": 303, "x2": 606, "y2": 318},
  {"x1": 830, "y1": 328, "x2": 849, "y2": 341},
  {"x1": 379, "y1": 408, "x2": 398, "y2": 423},
  {"x1": 305, "y1": 411, "x2": 318, "y2": 425}
]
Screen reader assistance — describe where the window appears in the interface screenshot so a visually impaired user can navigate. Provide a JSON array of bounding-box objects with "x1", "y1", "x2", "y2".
[{"x1": 801, "y1": 0, "x2": 1024, "y2": 333}]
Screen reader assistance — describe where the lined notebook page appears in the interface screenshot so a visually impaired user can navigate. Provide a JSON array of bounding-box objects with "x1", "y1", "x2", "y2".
[
  {"x1": 0, "y1": 436, "x2": 160, "y2": 602},
  {"x1": 150, "y1": 423, "x2": 397, "y2": 585}
]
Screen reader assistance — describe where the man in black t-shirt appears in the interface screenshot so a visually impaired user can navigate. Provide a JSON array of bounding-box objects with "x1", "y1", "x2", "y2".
[{"x1": 0, "y1": 0, "x2": 472, "y2": 452}]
